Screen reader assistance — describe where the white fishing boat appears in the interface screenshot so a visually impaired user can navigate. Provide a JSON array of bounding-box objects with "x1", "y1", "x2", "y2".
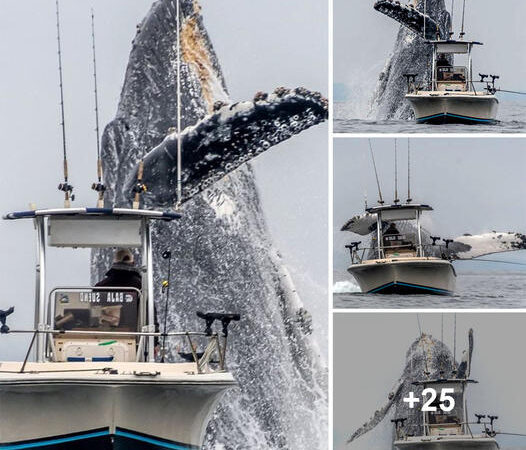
[
  {"x1": 405, "y1": 39, "x2": 499, "y2": 124},
  {"x1": 394, "y1": 378, "x2": 499, "y2": 449},
  {"x1": 345, "y1": 203, "x2": 456, "y2": 295},
  {"x1": 0, "y1": 207, "x2": 239, "y2": 449}
]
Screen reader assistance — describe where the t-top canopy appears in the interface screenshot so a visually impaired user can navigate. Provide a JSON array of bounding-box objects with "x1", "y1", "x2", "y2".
[
  {"x1": 429, "y1": 40, "x2": 483, "y2": 54},
  {"x1": 4, "y1": 207, "x2": 182, "y2": 248},
  {"x1": 413, "y1": 378, "x2": 478, "y2": 386},
  {"x1": 3, "y1": 207, "x2": 181, "y2": 221},
  {"x1": 366, "y1": 204, "x2": 433, "y2": 222}
]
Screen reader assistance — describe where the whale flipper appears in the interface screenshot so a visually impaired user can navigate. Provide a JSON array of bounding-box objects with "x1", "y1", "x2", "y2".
[
  {"x1": 456, "y1": 329, "x2": 474, "y2": 378},
  {"x1": 127, "y1": 88, "x2": 328, "y2": 207},
  {"x1": 374, "y1": 0, "x2": 441, "y2": 40},
  {"x1": 443, "y1": 232, "x2": 526, "y2": 260}
]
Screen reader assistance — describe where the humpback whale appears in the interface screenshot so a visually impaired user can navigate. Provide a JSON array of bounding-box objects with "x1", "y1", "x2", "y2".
[
  {"x1": 370, "y1": 0, "x2": 451, "y2": 120},
  {"x1": 342, "y1": 213, "x2": 526, "y2": 261},
  {"x1": 92, "y1": 1, "x2": 327, "y2": 448},
  {"x1": 348, "y1": 330, "x2": 473, "y2": 445}
]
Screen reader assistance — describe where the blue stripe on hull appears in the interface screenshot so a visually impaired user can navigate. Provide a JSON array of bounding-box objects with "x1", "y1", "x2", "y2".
[
  {"x1": 369, "y1": 281, "x2": 452, "y2": 296},
  {"x1": 0, "y1": 430, "x2": 110, "y2": 449},
  {"x1": 0, "y1": 428, "x2": 197, "y2": 450},
  {"x1": 416, "y1": 112, "x2": 496, "y2": 124}
]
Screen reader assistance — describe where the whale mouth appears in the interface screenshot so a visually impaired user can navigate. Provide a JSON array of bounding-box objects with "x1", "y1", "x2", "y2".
[{"x1": 374, "y1": 0, "x2": 441, "y2": 40}]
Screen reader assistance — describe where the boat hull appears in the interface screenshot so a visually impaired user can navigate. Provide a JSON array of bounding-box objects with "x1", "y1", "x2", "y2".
[
  {"x1": 348, "y1": 258, "x2": 456, "y2": 295},
  {"x1": 0, "y1": 362, "x2": 235, "y2": 449},
  {"x1": 394, "y1": 437, "x2": 499, "y2": 450},
  {"x1": 406, "y1": 93, "x2": 499, "y2": 124},
  {"x1": 0, "y1": 428, "x2": 195, "y2": 450}
]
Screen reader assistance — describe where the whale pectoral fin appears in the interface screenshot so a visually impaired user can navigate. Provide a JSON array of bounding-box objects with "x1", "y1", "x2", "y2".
[
  {"x1": 444, "y1": 232, "x2": 526, "y2": 260},
  {"x1": 128, "y1": 87, "x2": 328, "y2": 207},
  {"x1": 347, "y1": 377, "x2": 404, "y2": 444},
  {"x1": 374, "y1": 0, "x2": 441, "y2": 40}
]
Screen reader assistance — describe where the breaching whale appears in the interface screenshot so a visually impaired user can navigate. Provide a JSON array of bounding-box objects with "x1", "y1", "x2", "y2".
[
  {"x1": 92, "y1": 1, "x2": 328, "y2": 449},
  {"x1": 348, "y1": 330, "x2": 473, "y2": 444},
  {"x1": 370, "y1": 0, "x2": 451, "y2": 120}
]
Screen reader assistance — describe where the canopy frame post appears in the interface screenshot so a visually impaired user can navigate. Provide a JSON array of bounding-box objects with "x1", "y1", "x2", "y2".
[
  {"x1": 376, "y1": 213, "x2": 383, "y2": 259},
  {"x1": 34, "y1": 216, "x2": 47, "y2": 362},
  {"x1": 142, "y1": 218, "x2": 156, "y2": 362}
]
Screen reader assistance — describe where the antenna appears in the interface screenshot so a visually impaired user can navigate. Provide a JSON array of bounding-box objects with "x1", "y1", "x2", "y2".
[
  {"x1": 55, "y1": 0, "x2": 74, "y2": 208},
  {"x1": 423, "y1": 0, "x2": 427, "y2": 39},
  {"x1": 175, "y1": 0, "x2": 182, "y2": 209},
  {"x1": 368, "y1": 139, "x2": 384, "y2": 205},
  {"x1": 406, "y1": 139, "x2": 412, "y2": 203},
  {"x1": 90, "y1": 9, "x2": 106, "y2": 208},
  {"x1": 453, "y1": 313, "x2": 457, "y2": 367},
  {"x1": 450, "y1": 0, "x2": 455, "y2": 37},
  {"x1": 394, "y1": 139, "x2": 399, "y2": 204},
  {"x1": 441, "y1": 313, "x2": 444, "y2": 343},
  {"x1": 460, "y1": 0, "x2": 466, "y2": 39}
]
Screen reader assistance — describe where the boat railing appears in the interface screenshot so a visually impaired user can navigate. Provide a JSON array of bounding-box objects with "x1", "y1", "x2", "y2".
[
  {"x1": 347, "y1": 243, "x2": 449, "y2": 264},
  {"x1": 393, "y1": 420, "x2": 497, "y2": 440},
  {"x1": 0, "y1": 310, "x2": 240, "y2": 375},
  {"x1": 405, "y1": 72, "x2": 496, "y2": 95}
]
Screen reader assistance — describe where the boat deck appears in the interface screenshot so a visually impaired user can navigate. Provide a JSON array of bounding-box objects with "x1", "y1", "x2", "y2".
[{"x1": 0, "y1": 361, "x2": 236, "y2": 385}]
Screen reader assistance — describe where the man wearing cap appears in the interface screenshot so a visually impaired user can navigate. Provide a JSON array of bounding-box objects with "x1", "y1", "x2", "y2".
[{"x1": 96, "y1": 248, "x2": 142, "y2": 289}]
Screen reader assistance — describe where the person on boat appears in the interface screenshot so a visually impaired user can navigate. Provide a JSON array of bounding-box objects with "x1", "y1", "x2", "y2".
[
  {"x1": 96, "y1": 248, "x2": 160, "y2": 352},
  {"x1": 436, "y1": 54, "x2": 453, "y2": 81},
  {"x1": 96, "y1": 248, "x2": 141, "y2": 289}
]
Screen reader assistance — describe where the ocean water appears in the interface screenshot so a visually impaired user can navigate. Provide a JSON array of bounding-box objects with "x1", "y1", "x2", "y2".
[
  {"x1": 333, "y1": 100, "x2": 526, "y2": 134},
  {"x1": 333, "y1": 272, "x2": 526, "y2": 309}
]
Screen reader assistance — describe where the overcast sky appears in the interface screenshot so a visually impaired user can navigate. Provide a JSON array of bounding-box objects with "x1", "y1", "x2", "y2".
[
  {"x1": 334, "y1": 137, "x2": 526, "y2": 271},
  {"x1": 0, "y1": 0, "x2": 328, "y2": 359},
  {"x1": 334, "y1": 0, "x2": 526, "y2": 105},
  {"x1": 334, "y1": 312, "x2": 526, "y2": 450}
]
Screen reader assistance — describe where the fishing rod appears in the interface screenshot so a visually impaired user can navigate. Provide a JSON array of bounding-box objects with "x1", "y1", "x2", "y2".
[
  {"x1": 497, "y1": 432, "x2": 526, "y2": 438},
  {"x1": 497, "y1": 89, "x2": 526, "y2": 96},
  {"x1": 460, "y1": 0, "x2": 466, "y2": 39},
  {"x1": 394, "y1": 139, "x2": 399, "y2": 204},
  {"x1": 449, "y1": 0, "x2": 455, "y2": 37},
  {"x1": 368, "y1": 139, "x2": 384, "y2": 205},
  {"x1": 55, "y1": 0, "x2": 74, "y2": 208},
  {"x1": 175, "y1": 0, "x2": 182, "y2": 210},
  {"x1": 457, "y1": 258, "x2": 526, "y2": 267},
  {"x1": 90, "y1": 9, "x2": 106, "y2": 208},
  {"x1": 406, "y1": 139, "x2": 412, "y2": 204},
  {"x1": 161, "y1": 250, "x2": 173, "y2": 363}
]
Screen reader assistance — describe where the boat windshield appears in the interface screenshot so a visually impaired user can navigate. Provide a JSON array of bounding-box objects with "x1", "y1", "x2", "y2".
[
  {"x1": 382, "y1": 222, "x2": 417, "y2": 257},
  {"x1": 437, "y1": 66, "x2": 467, "y2": 83},
  {"x1": 426, "y1": 389, "x2": 464, "y2": 436},
  {"x1": 53, "y1": 288, "x2": 140, "y2": 332}
]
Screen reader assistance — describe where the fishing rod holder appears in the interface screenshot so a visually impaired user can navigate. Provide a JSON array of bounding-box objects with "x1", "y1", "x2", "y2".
[
  {"x1": 443, "y1": 238, "x2": 453, "y2": 249},
  {"x1": 196, "y1": 311, "x2": 241, "y2": 338},
  {"x1": 345, "y1": 242, "x2": 361, "y2": 258},
  {"x1": 0, "y1": 307, "x2": 14, "y2": 334},
  {"x1": 430, "y1": 236, "x2": 441, "y2": 246},
  {"x1": 391, "y1": 417, "x2": 408, "y2": 439}
]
